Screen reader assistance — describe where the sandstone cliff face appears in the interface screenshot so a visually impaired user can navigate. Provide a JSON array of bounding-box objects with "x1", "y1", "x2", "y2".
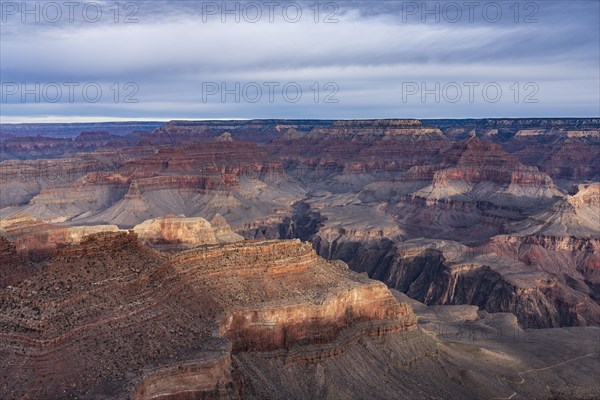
[
  {"x1": 0, "y1": 155, "x2": 125, "y2": 208},
  {"x1": 133, "y1": 214, "x2": 243, "y2": 246},
  {"x1": 482, "y1": 184, "x2": 600, "y2": 306},
  {"x1": 0, "y1": 233, "x2": 415, "y2": 399},
  {"x1": 0, "y1": 213, "x2": 246, "y2": 259},
  {"x1": 0, "y1": 214, "x2": 121, "y2": 260},
  {"x1": 279, "y1": 186, "x2": 599, "y2": 329},
  {"x1": 310, "y1": 236, "x2": 600, "y2": 328}
]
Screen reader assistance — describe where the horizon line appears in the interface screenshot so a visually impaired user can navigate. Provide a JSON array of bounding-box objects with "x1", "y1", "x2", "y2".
[{"x1": 2, "y1": 116, "x2": 600, "y2": 125}]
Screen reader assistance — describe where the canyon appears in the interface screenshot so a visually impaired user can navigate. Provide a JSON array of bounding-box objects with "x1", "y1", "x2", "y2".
[{"x1": 1, "y1": 118, "x2": 598, "y2": 399}]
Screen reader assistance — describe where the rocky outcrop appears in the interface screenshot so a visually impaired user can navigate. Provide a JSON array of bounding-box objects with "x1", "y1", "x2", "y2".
[
  {"x1": 0, "y1": 213, "x2": 121, "y2": 260},
  {"x1": 0, "y1": 213, "x2": 244, "y2": 258},
  {"x1": 133, "y1": 214, "x2": 243, "y2": 246},
  {"x1": 346, "y1": 239, "x2": 600, "y2": 328},
  {"x1": 0, "y1": 233, "x2": 416, "y2": 399}
]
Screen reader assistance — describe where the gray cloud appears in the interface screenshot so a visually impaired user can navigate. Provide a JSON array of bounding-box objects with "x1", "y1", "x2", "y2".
[{"x1": 1, "y1": 0, "x2": 598, "y2": 121}]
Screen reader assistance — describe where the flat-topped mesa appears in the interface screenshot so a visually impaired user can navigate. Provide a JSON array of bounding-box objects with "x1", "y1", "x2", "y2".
[
  {"x1": 512, "y1": 128, "x2": 600, "y2": 139},
  {"x1": 0, "y1": 233, "x2": 416, "y2": 398},
  {"x1": 429, "y1": 164, "x2": 556, "y2": 189},
  {"x1": 302, "y1": 119, "x2": 446, "y2": 142},
  {"x1": 170, "y1": 239, "x2": 317, "y2": 271},
  {"x1": 222, "y1": 282, "x2": 414, "y2": 353},
  {"x1": 329, "y1": 119, "x2": 423, "y2": 127},
  {"x1": 566, "y1": 130, "x2": 600, "y2": 139},
  {"x1": 426, "y1": 118, "x2": 600, "y2": 139},
  {"x1": 169, "y1": 239, "x2": 416, "y2": 353},
  {"x1": 0, "y1": 213, "x2": 245, "y2": 258},
  {"x1": 146, "y1": 119, "x2": 333, "y2": 145},
  {"x1": 133, "y1": 214, "x2": 243, "y2": 247}
]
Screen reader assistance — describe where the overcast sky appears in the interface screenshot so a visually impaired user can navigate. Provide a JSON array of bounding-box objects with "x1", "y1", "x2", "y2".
[{"x1": 1, "y1": 0, "x2": 599, "y2": 122}]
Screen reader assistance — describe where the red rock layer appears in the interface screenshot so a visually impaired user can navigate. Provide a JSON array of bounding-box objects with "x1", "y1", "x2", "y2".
[{"x1": 0, "y1": 233, "x2": 415, "y2": 399}]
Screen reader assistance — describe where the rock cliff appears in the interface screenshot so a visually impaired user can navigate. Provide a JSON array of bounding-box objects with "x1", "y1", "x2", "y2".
[{"x1": 0, "y1": 233, "x2": 416, "y2": 398}]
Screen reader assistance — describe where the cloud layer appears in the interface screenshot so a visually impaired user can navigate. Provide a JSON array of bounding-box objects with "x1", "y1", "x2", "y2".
[{"x1": 1, "y1": 0, "x2": 598, "y2": 121}]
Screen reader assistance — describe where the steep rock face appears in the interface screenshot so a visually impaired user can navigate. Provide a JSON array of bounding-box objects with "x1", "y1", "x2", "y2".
[
  {"x1": 309, "y1": 231, "x2": 600, "y2": 328},
  {"x1": 269, "y1": 121, "x2": 450, "y2": 183},
  {"x1": 0, "y1": 214, "x2": 121, "y2": 260},
  {"x1": 131, "y1": 352, "x2": 235, "y2": 400},
  {"x1": 0, "y1": 213, "x2": 244, "y2": 258},
  {"x1": 385, "y1": 138, "x2": 564, "y2": 244},
  {"x1": 0, "y1": 233, "x2": 415, "y2": 399},
  {"x1": 510, "y1": 139, "x2": 600, "y2": 184},
  {"x1": 483, "y1": 184, "x2": 600, "y2": 304},
  {"x1": 133, "y1": 214, "x2": 243, "y2": 246},
  {"x1": 0, "y1": 155, "x2": 126, "y2": 209},
  {"x1": 392, "y1": 240, "x2": 599, "y2": 328}
]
